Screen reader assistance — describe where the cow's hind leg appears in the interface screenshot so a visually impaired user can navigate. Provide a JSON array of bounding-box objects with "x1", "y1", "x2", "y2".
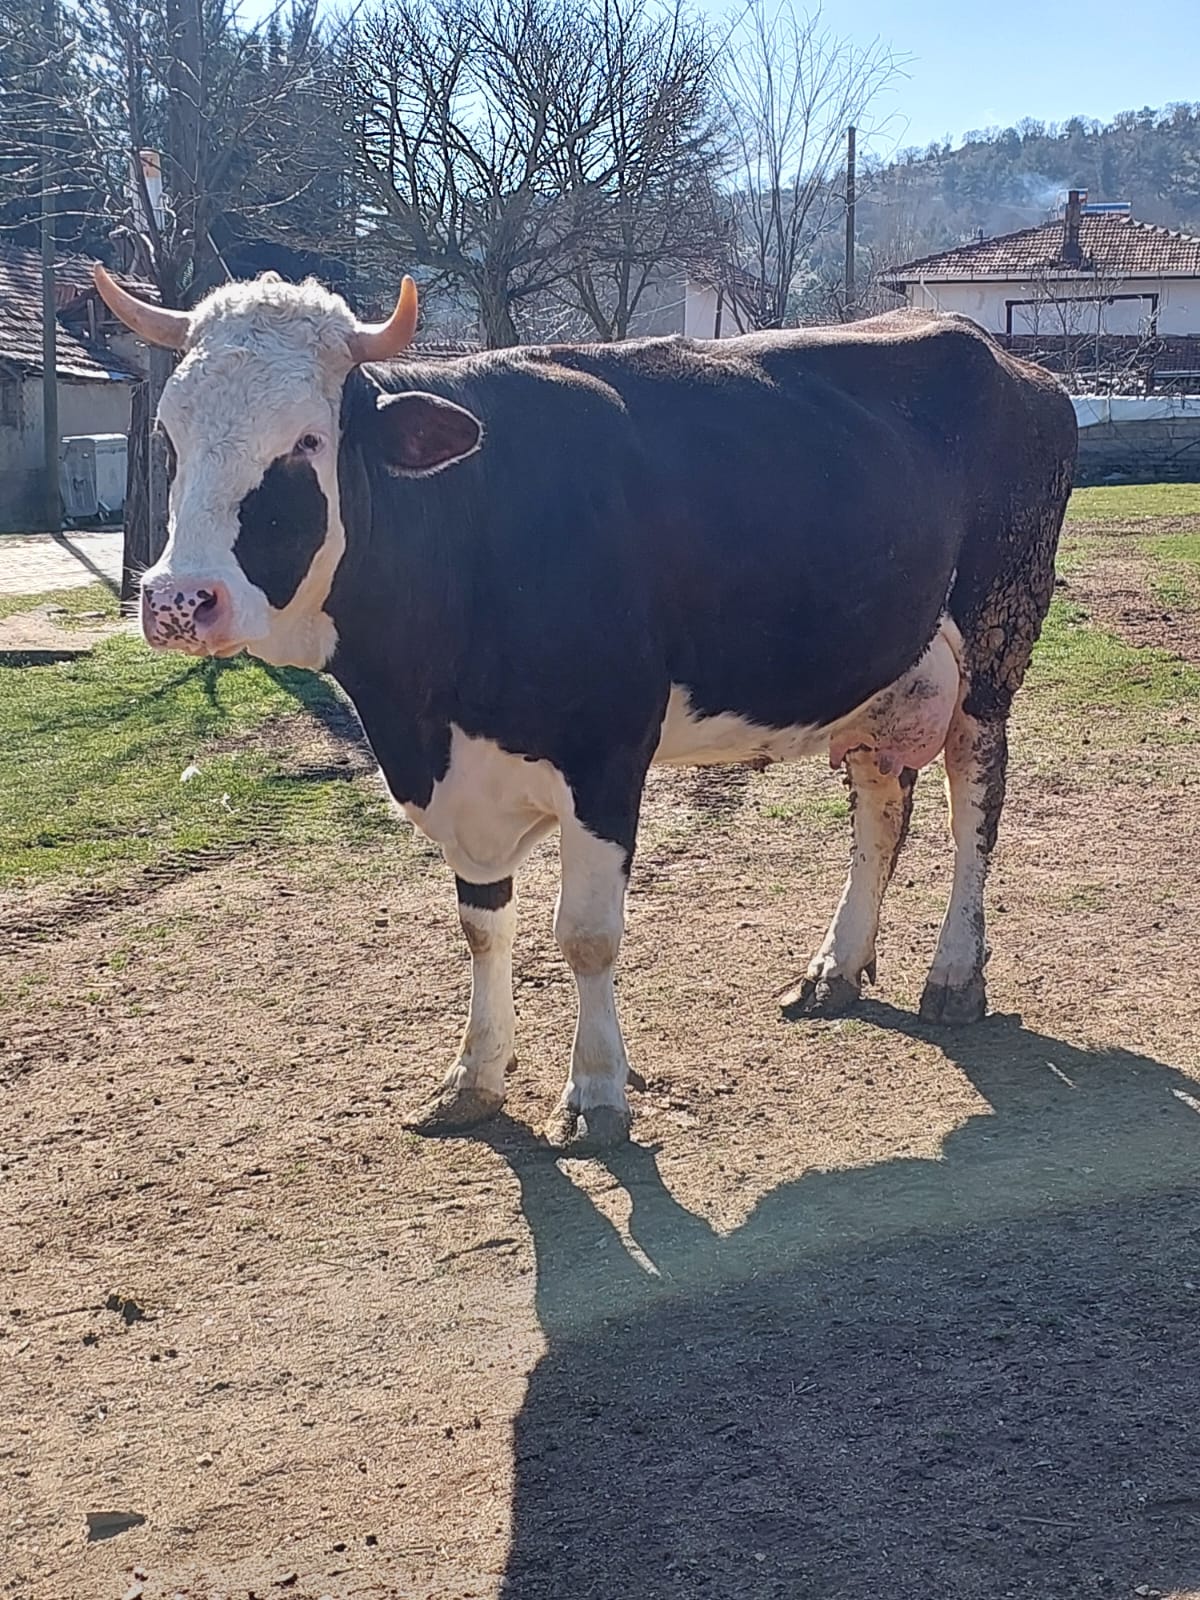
[
  {"x1": 780, "y1": 750, "x2": 917, "y2": 1017},
  {"x1": 403, "y1": 877, "x2": 515, "y2": 1131},
  {"x1": 919, "y1": 705, "x2": 1005, "y2": 1025},
  {"x1": 922, "y1": 464, "x2": 1069, "y2": 1024},
  {"x1": 544, "y1": 808, "x2": 638, "y2": 1153}
]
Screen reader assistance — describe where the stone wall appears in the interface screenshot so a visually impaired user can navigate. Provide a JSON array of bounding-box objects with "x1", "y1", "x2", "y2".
[{"x1": 1076, "y1": 416, "x2": 1200, "y2": 484}]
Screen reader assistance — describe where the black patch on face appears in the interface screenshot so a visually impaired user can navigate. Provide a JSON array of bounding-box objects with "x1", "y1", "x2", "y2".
[{"x1": 234, "y1": 455, "x2": 328, "y2": 610}]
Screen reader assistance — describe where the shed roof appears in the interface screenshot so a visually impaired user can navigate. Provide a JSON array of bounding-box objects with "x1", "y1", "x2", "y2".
[{"x1": 0, "y1": 247, "x2": 146, "y2": 382}]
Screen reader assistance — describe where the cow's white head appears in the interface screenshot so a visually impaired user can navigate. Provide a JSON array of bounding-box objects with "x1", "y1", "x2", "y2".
[{"x1": 95, "y1": 266, "x2": 481, "y2": 669}]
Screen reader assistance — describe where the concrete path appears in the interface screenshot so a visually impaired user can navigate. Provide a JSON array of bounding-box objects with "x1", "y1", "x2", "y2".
[{"x1": 0, "y1": 530, "x2": 123, "y2": 596}]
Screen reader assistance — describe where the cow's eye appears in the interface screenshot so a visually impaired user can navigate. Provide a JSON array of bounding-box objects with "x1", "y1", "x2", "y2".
[{"x1": 294, "y1": 433, "x2": 323, "y2": 458}]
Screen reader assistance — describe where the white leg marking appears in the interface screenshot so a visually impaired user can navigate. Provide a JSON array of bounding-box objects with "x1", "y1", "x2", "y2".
[
  {"x1": 402, "y1": 889, "x2": 516, "y2": 1131},
  {"x1": 546, "y1": 817, "x2": 632, "y2": 1147},
  {"x1": 781, "y1": 751, "x2": 913, "y2": 1014},
  {"x1": 444, "y1": 897, "x2": 517, "y2": 1099},
  {"x1": 922, "y1": 709, "x2": 1005, "y2": 1024}
]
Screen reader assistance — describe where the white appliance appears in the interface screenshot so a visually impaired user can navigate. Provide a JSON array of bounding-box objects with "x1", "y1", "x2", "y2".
[{"x1": 59, "y1": 434, "x2": 127, "y2": 522}]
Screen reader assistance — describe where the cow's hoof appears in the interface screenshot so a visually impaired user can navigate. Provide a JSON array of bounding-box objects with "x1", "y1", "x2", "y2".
[
  {"x1": 919, "y1": 975, "x2": 987, "y2": 1026},
  {"x1": 543, "y1": 1101, "x2": 632, "y2": 1152},
  {"x1": 779, "y1": 971, "x2": 862, "y2": 1018},
  {"x1": 402, "y1": 1085, "x2": 505, "y2": 1134}
]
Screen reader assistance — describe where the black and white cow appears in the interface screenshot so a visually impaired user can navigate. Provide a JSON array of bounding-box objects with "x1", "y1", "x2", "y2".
[{"x1": 95, "y1": 265, "x2": 1077, "y2": 1151}]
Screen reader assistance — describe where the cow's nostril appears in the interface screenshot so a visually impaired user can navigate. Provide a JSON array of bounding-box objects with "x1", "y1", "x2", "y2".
[{"x1": 193, "y1": 592, "x2": 219, "y2": 626}]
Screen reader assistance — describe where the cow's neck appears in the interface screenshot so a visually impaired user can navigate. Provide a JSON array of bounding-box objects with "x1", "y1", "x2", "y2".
[
  {"x1": 332, "y1": 648, "x2": 453, "y2": 810},
  {"x1": 325, "y1": 378, "x2": 466, "y2": 807}
]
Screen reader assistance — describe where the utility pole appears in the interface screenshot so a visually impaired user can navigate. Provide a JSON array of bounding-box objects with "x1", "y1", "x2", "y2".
[
  {"x1": 844, "y1": 124, "x2": 856, "y2": 321},
  {"x1": 40, "y1": 0, "x2": 60, "y2": 532}
]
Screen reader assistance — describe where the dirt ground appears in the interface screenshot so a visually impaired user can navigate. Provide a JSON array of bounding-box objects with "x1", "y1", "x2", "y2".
[
  {"x1": 3, "y1": 525, "x2": 1200, "y2": 1600},
  {"x1": 1066, "y1": 550, "x2": 1200, "y2": 663}
]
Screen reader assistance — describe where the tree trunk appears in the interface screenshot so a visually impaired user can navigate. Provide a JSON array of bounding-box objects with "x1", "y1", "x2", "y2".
[
  {"x1": 165, "y1": 0, "x2": 202, "y2": 292},
  {"x1": 478, "y1": 285, "x2": 520, "y2": 348},
  {"x1": 121, "y1": 347, "x2": 172, "y2": 601}
]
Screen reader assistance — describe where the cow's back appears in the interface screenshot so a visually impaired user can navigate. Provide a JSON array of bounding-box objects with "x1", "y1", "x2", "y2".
[{"x1": 512, "y1": 311, "x2": 1074, "y2": 729}]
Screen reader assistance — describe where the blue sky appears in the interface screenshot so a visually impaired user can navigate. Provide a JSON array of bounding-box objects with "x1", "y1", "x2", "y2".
[
  {"x1": 244, "y1": 0, "x2": 1198, "y2": 157},
  {"x1": 722, "y1": 0, "x2": 1200, "y2": 154}
]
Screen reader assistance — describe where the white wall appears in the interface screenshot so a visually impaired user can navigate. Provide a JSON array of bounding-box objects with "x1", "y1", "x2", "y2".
[
  {"x1": 684, "y1": 283, "x2": 721, "y2": 338},
  {"x1": 904, "y1": 277, "x2": 1200, "y2": 337},
  {"x1": 625, "y1": 271, "x2": 687, "y2": 338},
  {"x1": 0, "y1": 376, "x2": 133, "y2": 532},
  {"x1": 1157, "y1": 280, "x2": 1200, "y2": 334},
  {"x1": 624, "y1": 273, "x2": 740, "y2": 340},
  {"x1": 59, "y1": 380, "x2": 132, "y2": 441}
]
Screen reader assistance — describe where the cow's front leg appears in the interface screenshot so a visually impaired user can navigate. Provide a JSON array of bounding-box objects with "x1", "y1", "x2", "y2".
[
  {"x1": 544, "y1": 815, "x2": 635, "y2": 1153},
  {"x1": 780, "y1": 751, "x2": 917, "y2": 1017},
  {"x1": 403, "y1": 877, "x2": 515, "y2": 1132}
]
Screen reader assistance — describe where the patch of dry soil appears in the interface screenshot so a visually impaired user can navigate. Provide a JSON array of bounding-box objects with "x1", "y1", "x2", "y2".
[
  {"x1": 1065, "y1": 521, "x2": 1200, "y2": 663},
  {"x1": 2, "y1": 736, "x2": 1199, "y2": 1600}
]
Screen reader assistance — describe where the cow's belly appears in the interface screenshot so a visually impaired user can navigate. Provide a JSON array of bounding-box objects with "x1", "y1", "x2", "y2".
[
  {"x1": 656, "y1": 618, "x2": 963, "y2": 773},
  {"x1": 654, "y1": 688, "x2": 828, "y2": 766},
  {"x1": 401, "y1": 725, "x2": 569, "y2": 883}
]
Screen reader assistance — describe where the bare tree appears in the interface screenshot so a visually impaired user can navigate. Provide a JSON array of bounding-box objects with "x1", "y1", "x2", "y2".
[
  {"x1": 78, "y1": 0, "x2": 333, "y2": 304},
  {"x1": 720, "y1": 1, "x2": 902, "y2": 329},
  {"x1": 344, "y1": 0, "x2": 729, "y2": 346},
  {"x1": 2, "y1": 0, "x2": 332, "y2": 293},
  {"x1": 1015, "y1": 267, "x2": 1161, "y2": 393},
  {"x1": 800, "y1": 206, "x2": 926, "y2": 323},
  {"x1": 551, "y1": 0, "x2": 725, "y2": 342},
  {"x1": 0, "y1": 0, "x2": 113, "y2": 250},
  {"x1": 347, "y1": 0, "x2": 609, "y2": 346},
  {"x1": 5, "y1": 0, "x2": 338, "y2": 586}
]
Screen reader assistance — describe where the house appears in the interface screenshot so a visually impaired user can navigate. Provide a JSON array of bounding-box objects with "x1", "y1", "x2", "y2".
[
  {"x1": 0, "y1": 246, "x2": 148, "y2": 532},
  {"x1": 884, "y1": 194, "x2": 1200, "y2": 390},
  {"x1": 626, "y1": 264, "x2": 761, "y2": 340}
]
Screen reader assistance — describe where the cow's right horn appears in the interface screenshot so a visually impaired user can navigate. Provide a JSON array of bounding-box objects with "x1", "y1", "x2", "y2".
[
  {"x1": 92, "y1": 263, "x2": 191, "y2": 350},
  {"x1": 348, "y1": 276, "x2": 419, "y2": 365}
]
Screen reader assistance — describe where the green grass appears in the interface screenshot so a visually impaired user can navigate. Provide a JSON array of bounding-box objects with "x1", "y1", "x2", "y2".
[
  {"x1": 1066, "y1": 483, "x2": 1200, "y2": 523},
  {"x1": 1054, "y1": 533, "x2": 1096, "y2": 578},
  {"x1": 1148, "y1": 567, "x2": 1197, "y2": 612},
  {"x1": 1142, "y1": 532, "x2": 1200, "y2": 569},
  {"x1": 1028, "y1": 597, "x2": 1200, "y2": 712},
  {"x1": 1141, "y1": 532, "x2": 1200, "y2": 614},
  {"x1": 0, "y1": 582, "x2": 123, "y2": 624},
  {"x1": 0, "y1": 631, "x2": 396, "y2": 886},
  {"x1": 762, "y1": 794, "x2": 850, "y2": 826}
]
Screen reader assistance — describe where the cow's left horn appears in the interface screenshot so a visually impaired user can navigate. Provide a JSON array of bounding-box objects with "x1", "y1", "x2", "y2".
[
  {"x1": 92, "y1": 263, "x2": 191, "y2": 350},
  {"x1": 348, "y1": 276, "x2": 419, "y2": 365}
]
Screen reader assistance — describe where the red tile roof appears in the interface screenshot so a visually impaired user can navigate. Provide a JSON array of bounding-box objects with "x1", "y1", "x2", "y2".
[
  {"x1": 888, "y1": 213, "x2": 1200, "y2": 284},
  {"x1": 0, "y1": 246, "x2": 145, "y2": 382}
]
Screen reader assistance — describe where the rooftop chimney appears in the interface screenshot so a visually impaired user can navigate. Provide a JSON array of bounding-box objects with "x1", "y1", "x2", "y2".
[{"x1": 1063, "y1": 188, "x2": 1086, "y2": 265}]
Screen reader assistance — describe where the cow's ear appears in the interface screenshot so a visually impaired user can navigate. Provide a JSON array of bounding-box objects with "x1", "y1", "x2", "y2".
[{"x1": 371, "y1": 391, "x2": 483, "y2": 478}]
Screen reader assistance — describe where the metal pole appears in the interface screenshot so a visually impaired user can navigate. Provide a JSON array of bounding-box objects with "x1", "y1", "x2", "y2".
[
  {"x1": 844, "y1": 125, "x2": 856, "y2": 321},
  {"x1": 40, "y1": 0, "x2": 60, "y2": 531}
]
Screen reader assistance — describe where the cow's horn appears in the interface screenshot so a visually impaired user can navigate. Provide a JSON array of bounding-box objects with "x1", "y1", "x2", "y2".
[
  {"x1": 348, "y1": 276, "x2": 419, "y2": 364},
  {"x1": 92, "y1": 263, "x2": 191, "y2": 351}
]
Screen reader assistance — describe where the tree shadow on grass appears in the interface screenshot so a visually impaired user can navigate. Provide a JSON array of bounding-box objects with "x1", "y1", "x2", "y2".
[
  {"x1": 493, "y1": 1009, "x2": 1200, "y2": 1600},
  {"x1": 262, "y1": 663, "x2": 371, "y2": 753}
]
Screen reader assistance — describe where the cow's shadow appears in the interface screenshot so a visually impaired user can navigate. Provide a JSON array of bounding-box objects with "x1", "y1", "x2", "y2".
[{"x1": 492, "y1": 1006, "x2": 1200, "y2": 1600}]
